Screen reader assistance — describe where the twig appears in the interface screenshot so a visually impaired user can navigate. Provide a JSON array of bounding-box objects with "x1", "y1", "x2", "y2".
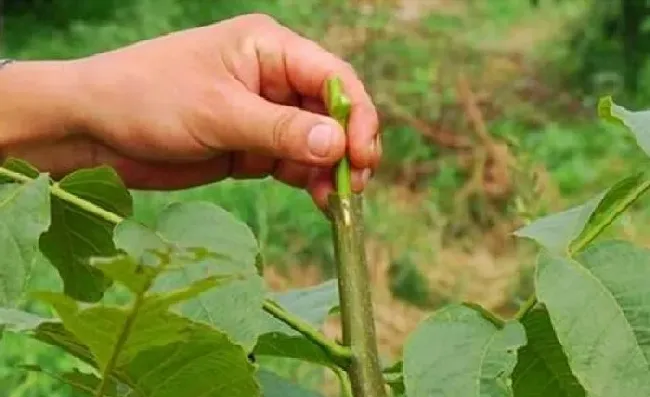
[{"x1": 326, "y1": 77, "x2": 387, "y2": 397}]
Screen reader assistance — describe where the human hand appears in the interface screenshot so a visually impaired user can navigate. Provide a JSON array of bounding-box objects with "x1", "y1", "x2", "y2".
[{"x1": 5, "y1": 13, "x2": 380, "y2": 210}]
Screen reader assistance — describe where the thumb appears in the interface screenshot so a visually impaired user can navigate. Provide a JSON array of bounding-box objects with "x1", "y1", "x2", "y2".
[{"x1": 215, "y1": 90, "x2": 347, "y2": 165}]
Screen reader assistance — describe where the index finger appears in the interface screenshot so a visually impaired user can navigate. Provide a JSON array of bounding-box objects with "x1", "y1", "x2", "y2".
[{"x1": 281, "y1": 33, "x2": 380, "y2": 170}]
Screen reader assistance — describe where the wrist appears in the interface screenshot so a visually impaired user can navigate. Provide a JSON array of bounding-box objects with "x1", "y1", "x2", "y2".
[{"x1": 0, "y1": 60, "x2": 86, "y2": 150}]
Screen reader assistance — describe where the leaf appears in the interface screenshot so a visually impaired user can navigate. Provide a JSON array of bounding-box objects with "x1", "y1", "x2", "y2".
[
  {"x1": 90, "y1": 255, "x2": 159, "y2": 295},
  {"x1": 383, "y1": 361, "x2": 405, "y2": 397},
  {"x1": 1, "y1": 157, "x2": 40, "y2": 179},
  {"x1": 598, "y1": 96, "x2": 650, "y2": 156},
  {"x1": 20, "y1": 365, "x2": 117, "y2": 396},
  {"x1": 0, "y1": 307, "x2": 50, "y2": 331},
  {"x1": 39, "y1": 166, "x2": 133, "y2": 302},
  {"x1": 536, "y1": 241, "x2": 650, "y2": 396},
  {"x1": 512, "y1": 308, "x2": 586, "y2": 397},
  {"x1": 122, "y1": 323, "x2": 260, "y2": 397},
  {"x1": 32, "y1": 270, "x2": 229, "y2": 373},
  {"x1": 514, "y1": 172, "x2": 650, "y2": 254},
  {"x1": 261, "y1": 280, "x2": 339, "y2": 335},
  {"x1": 569, "y1": 172, "x2": 650, "y2": 254},
  {"x1": 254, "y1": 280, "x2": 340, "y2": 368},
  {"x1": 254, "y1": 332, "x2": 333, "y2": 367},
  {"x1": 114, "y1": 202, "x2": 265, "y2": 349},
  {"x1": 403, "y1": 304, "x2": 526, "y2": 397},
  {"x1": 257, "y1": 369, "x2": 323, "y2": 397},
  {"x1": 0, "y1": 174, "x2": 50, "y2": 307},
  {"x1": 0, "y1": 311, "x2": 260, "y2": 397}
]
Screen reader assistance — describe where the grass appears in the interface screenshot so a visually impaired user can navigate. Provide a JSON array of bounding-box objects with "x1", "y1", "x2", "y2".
[{"x1": 3, "y1": 0, "x2": 650, "y2": 395}]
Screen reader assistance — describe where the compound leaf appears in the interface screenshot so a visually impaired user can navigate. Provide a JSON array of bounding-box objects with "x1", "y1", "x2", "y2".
[
  {"x1": 403, "y1": 304, "x2": 526, "y2": 397},
  {"x1": 39, "y1": 166, "x2": 133, "y2": 302},
  {"x1": 512, "y1": 308, "x2": 586, "y2": 397},
  {"x1": 536, "y1": 241, "x2": 650, "y2": 396}
]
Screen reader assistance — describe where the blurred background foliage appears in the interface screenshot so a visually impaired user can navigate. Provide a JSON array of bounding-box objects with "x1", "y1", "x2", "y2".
[{"x1": 3, "y1": 0, "x2": 650, "y2": 395}]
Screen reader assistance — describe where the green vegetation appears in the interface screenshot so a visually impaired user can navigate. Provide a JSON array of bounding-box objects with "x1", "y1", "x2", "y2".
[
  {"x1": 2, "y1": 94, "x2": 650, "y2": 397},
  {"x1": 4, "y1": 0, "x2": 650, "y2": 395}
]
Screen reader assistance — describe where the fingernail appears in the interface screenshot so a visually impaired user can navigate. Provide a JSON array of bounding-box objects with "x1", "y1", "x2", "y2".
[
  {"x1": 352, "y1": 168, "x2": 371, "y2": 189},
  {"x1": 372, "y1": 134, "x2": 381, "y2": 154},
  {"x1": 362, "y1": 168, "x2": 371, "y2": 184},
  {"x1": 308, "y1": 124, "x2": 334, "y2": 157}
]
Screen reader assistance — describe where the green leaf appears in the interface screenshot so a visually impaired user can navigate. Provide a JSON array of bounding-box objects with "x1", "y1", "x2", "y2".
[
  {"x1": 598, "y1": 96, "x2": 650, "y2": 156},
  {"x1": 114, "y1": 202, "x2": 265, "y2": 349},
  {"x1": 254, "y1": 281, "x2": 339, "y2": 368},
  {"x1": 514, "y1": 172, "x2": 650, "y2": 254},
  {"x1": 0, "y1": 307, "x2": 50, "y2": 331},
  {"x1": 0, "y1": 311, "x2": 260, "y2": 397},
  {"x1": 254, "y1": 333, "x2": 333, "y2": 367},
  {"x1": 123, "y1": 323, "x2": 260, "y2": 397},
  {"x1": 39, "y1": 166, "x2": 133, "y2": 302},
  {"x1": 403, "y1": 304, "x2": 526, "y2": 397},
  {"x1": 32, "y1": 270, "x2": 229, "y2": 373},
  {"x1": 0, "y1": 174, "x2": 50, "y2": 307},
  {"x1": 569, "y1": 172, "x2": 650, "y2": 254},
  {"x1": 90, "y1": 255, "x2": 159, "y2": 295},
  {"x1": 1, "y1": 157, "x2": 40, "y2": 179},
  {"x1": 262, "y1": 280, "x2": 339, "y2": 335},
  {"x1": 536, "y1": 241, "x2": 650, "y2": 396},
  {"x1": 33, "y1": 292, "x2": 187, "y2": 373},
  {"x1": 257, "y1": 369, "x2": 323, "y2": 397},
  {"x1": 20, "y1": 365, "x2": 117, "y2": 396},
  {"x1": 512, "y1": 308, "x2": 586, "y2": 397},
  {"x1": 383, "y1": 361, "x2": 405, "y2": 397}
]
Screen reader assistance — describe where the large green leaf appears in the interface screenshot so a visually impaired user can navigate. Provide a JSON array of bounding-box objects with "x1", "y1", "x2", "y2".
[
  {"x1": 536, "y1": 241, "x2": 650, "y2": 396},
  {"x1": 514, "y1": 172, "x2": 650, "y2": 255},
  {"x1": 34, "y1": 249, "x2": 238, "y2": 373},
  {"x1": 32, "y1": 278, "x2": 224, "y2": 373},
  {"x1": 403, "y1": 304, "x2": 526, "y2": 397},
  {"x1": 0, "y1": 311, "x2": 260, "y2": 397},
  {"x1": 114, "y1": 202, "x2": 265, "y2": 349},
  {"x1": 39, "y1": 166, "x2": 133, "y2": 302},
  {"x1": 0, "y1": 174, "x2": 50, "y2": 306},
  {"x1": 512, "y1": 308, "x2": 586, "y2": 397},
  {"x1": 123, "y1": 323, "x2": 259, "y2": 397},
  {"x1": 598, "y1": 96, "x2": 650, "y2": 156},
  {"x1": 257, "y1": 369, "x2": 323, "y2": 396}
]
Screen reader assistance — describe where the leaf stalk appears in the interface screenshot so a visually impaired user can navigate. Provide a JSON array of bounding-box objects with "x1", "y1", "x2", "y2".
[{"x1": 261, "y1": 300, "x2": 352, "y2": 368}]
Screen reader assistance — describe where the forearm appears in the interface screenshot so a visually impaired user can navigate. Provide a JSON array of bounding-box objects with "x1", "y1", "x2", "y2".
[{"x1": 0, "y1": 60, "x2": 81, "y2": 152}]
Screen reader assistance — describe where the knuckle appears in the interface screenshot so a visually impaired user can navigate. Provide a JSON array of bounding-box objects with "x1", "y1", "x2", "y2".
[
  {"x1": 245, "y1": 13, "x2": 279, "y2": 28},
  {"x1": 271, "y1": 108, "x2": 300, "y2": 153}
]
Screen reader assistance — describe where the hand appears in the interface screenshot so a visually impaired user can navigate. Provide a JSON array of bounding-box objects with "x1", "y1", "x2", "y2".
[{"x1": 5, "y1": 13, "x2": 380, "y2": 210}]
